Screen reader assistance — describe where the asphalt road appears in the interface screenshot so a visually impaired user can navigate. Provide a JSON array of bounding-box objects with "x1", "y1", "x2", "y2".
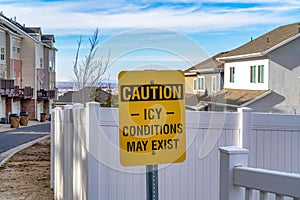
[{"x1": 0, "y1": 123, "x2": 50, "y2": 154}]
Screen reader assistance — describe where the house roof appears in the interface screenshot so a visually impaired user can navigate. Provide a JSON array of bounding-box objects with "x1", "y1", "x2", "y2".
[
  {"x1": 186, "y1": 89, "x2": 271, "y2": 109},
  {"x1": 0, "y1": 22, "x2": 20, "y2": 36},
  {"x1": 25, "y1": 27, "x2": 41, "y2": 34},
  {"x1": 0, "y1": 13, "x2": 56, "y2": 49},
  {"x1": 57, "y1": 87, "x2": 110, "y2": 105},
  {"x1": 218, "y1": 22, "x2": 300, "y2": 60},
  {"x1": 42, "y1": 34, "x2": 55, "y2": 43},
  {"x1": 184, "y1": 52, "x2": 228, "y2": 74}
]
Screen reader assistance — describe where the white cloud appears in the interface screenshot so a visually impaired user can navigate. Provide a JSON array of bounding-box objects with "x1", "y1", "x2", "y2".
[
  {"x1": 0, "y1": 0, "x2": 299, "y2": 36},
  {"x1": 2, "y1": 0, "x2": 299, "y2": 81}
]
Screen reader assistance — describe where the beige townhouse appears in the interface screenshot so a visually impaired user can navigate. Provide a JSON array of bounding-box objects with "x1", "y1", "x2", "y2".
[{"x1": 0, "y1": 13, "x2": 57, "y2": 121}]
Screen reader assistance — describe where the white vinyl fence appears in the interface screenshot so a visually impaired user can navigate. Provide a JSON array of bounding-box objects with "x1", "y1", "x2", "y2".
[
  {"x1": 51, "y1": 103, "x2": 300, "y2": 200},
  {"x1": 219, "y1": 146, "x2": 300, "y2": 200}
]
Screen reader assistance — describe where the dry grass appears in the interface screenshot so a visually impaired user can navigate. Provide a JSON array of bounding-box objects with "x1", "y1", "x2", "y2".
[{"x1": 0, "y1": 138, "x2": 53, "y2": 200}]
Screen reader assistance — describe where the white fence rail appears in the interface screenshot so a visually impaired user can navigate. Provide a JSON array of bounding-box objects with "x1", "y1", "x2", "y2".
[
  {"x1": 51, "y1": 103, "x2": 300, "y2": 200},
  {"x1": 219, "y1": 146, "x2": 300, "y2": 200}
]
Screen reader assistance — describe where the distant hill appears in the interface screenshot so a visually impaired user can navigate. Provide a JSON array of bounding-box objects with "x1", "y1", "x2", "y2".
[{"x1": 56, "y1": 81, "x2": 117, "y2": 90}]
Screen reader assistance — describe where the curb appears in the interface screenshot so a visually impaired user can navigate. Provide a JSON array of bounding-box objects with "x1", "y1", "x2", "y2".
[{"x1": 0, "y1": 135, "x2": 50, "y2": 167}]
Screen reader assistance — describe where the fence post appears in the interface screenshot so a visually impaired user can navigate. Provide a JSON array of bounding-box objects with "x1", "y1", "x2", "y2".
[
  {"x1": 86, "y1": 102, "x2": 100, "y2": 200},
  {"x1": 72, "y1": 103, "x2": 85, "y2": 200},
  {"x1": 53, "y1": 107, "x2": 63, "y2": 200},
  {"x1": 219, "y1": 146, "x2": 249, "y2": 200},
  {"x1": 63, "y1": 105, "x2": 73, "y2": 200},
  {"x1": 50, "y1": 108, "x2": 55, "y2": 189},
  {"x1": 237, "y1": 107, "x2": 252, "y2": 148}
]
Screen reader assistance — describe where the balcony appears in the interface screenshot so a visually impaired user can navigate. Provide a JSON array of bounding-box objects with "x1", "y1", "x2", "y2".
[
  {"x1": 19, "y1": 87, "x2": 34, "y2": 99},
  {"x1": 37, "y1": 89, "x2": 56, "y2": 100},
  {"x1": 0, "y1": 79, "x2": 15, "y2": 96}
]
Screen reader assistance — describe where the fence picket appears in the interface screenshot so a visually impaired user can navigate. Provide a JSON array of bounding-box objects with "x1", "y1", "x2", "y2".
[{"x1": 53, "y1": 107, "x2": 300, "y2": 200}]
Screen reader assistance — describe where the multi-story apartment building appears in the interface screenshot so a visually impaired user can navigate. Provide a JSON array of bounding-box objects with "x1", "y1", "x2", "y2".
[{"x1": 0, "y1": 13, "x2": 57, "y2": 121}]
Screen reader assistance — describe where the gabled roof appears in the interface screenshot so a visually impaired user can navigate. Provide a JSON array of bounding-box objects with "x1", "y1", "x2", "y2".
[
  {"x1": 185, "y1": 52, "x2": 228, "y2": 74},
  {"x1": 218, "y1": 22, "x2": 300, "y2": 60},
  {"x1": 0, "y1": 22, "x2": 21, "y2": 37}
]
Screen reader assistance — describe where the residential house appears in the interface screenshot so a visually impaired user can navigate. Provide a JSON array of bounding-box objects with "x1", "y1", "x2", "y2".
[
  {"x1": 0, "y1": 21, "x2": 20, "y2": 120},
  {"x1": 0, "y1": 13, "x2": 57, "y2": 120},
  {"x1": 215, "y1": 22, "x2": 300, "y2": 113},
  {"x1": 184, "y1": 52, "x2": 227, "y2": 110},
  {"x1": 56, "y1": 87, "x2": 110, "y2": 106}
]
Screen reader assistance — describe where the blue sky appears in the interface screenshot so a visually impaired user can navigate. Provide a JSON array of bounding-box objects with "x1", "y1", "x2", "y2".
[{"x1": 1, "y1": 0, "x2": 300, "y2": 81}]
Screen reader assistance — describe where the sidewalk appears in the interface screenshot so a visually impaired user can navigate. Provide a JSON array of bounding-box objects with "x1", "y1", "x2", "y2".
[
  {"x1": 0, "y1": 120, "x2": 50, "y2": 132},
  {"x1": 0, "y1": 120, "x2": 51, "y2": 167}
]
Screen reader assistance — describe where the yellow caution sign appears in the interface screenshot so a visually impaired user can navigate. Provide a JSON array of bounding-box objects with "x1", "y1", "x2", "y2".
[{"x1": 118, "y1": 70, "x2": 186, "y2": 166}]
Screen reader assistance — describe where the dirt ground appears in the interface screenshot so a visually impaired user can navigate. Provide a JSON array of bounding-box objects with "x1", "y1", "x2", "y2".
[{"x1": 0, "y1": 138, "x2": 54, "y2": 200}]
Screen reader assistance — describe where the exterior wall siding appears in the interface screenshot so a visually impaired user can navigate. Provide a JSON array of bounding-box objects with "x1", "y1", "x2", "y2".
[
  {"x1": 35, "y1": 43, "x2": 43, "y2": 69},
  {"x1": 224, "y1": 58, "x2": 269, "y2": 90},
  {"x1": 44, "y1": 47, "x2": 49, "y2": 90},
  {"x1": 49, "y1": 72, "x2": 56, "y2": 90},
  {"x1": 185, "y1": 73, "x2": 222, "y2": 95},
  {"x1": 185, "y1": 75, "x2": 196, "y2": 94},
  {"x1": 11, "y1": 37, "x2": 21, "y2": 60},
  {"x1": 21, "y1": 37, "x2": 35, "y2": 88},
  {"x1": 0, "y1": 30, "x2": 6, "y2": 65},
  {"x1": 267, "y1": 37, "x2": 300, "y2": 114},
  {"x1": 37, "y1": 68, "x2": 45, "y2": 90},
  {"x1": 13, "y1": 59, "x2": 22, "y2": 86}
]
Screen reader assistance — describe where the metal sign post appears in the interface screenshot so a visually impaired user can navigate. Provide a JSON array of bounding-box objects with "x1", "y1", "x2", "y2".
[{"x1": 146, "y1": 165, "x2": 158, "y2": 200}]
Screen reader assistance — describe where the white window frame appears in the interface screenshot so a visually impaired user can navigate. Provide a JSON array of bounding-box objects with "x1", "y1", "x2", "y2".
[
  {"x1": 0, "y1": 47, "x2": 5, "y2": 61},
  {"x1": 193, "y1": 78, "x2": 198, "y2": 91},
  {"x1": 198, "y1": 76, "x2": 205, "y2": 92},
  {"x1": 212, "y1": 76, "x2": 217, "y2": 93},
  {"x1": 250, "y1": 65, "x2": 256, "y2": 83},
  {"x1": 229, "y1": 67, "x2": 235, "y2": 83},
  {"x1": 40, "y1": 58, "x2": 43, "y2": 68},
  {"x1": 258, "y1": 65, "x2": 264, "y2": 83}
]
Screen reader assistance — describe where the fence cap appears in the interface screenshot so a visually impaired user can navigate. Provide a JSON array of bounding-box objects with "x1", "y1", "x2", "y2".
[{"x1": 219, "y1": 146, "x2": 249, "y2": 155}]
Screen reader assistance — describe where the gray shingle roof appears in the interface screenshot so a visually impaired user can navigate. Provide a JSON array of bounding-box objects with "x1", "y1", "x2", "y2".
[
  {"x1": 184, "y1": 52, "x2": 228, "y2": 73},
  {"x1": 219, "y1": 22, "x2": 300, "y2": 58}
]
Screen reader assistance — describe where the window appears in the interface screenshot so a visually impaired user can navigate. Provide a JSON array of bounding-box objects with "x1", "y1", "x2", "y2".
[
  {"x1": 212, "y1": 76, "x2": 217, "y2": 93},
  {"x1": 193, "y1": 78, "x2": 197, "y2": 91},
  {"x1": 17, "y1": 47, "x2": 20, "y2": 53},
  {"x1": 40, "y1": 58, "x2": 43, "y2": 68},
  {"x1": 198, "y1": 76, "x2": 205, "y2": 91},
  {"x1": 0, "y1": 47, "x2": 5, "y2": 61},
  {"x1": 229, "y1": 67, "x2": 235, "y2": 83},
  {"x1": 250, "y1": 66, "x2": 256, "y2": 83},
  {"x1": 258, "y1": 65, "x2": 264, "y2": 83},
  {"x1": 12, "y1": 46, "x2": 16, "y2": 52}
]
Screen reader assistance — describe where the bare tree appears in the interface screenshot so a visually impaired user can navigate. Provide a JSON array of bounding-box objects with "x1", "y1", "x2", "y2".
[{"x1": 72, "y1": 28, "x2": 111, "y2": 104}]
